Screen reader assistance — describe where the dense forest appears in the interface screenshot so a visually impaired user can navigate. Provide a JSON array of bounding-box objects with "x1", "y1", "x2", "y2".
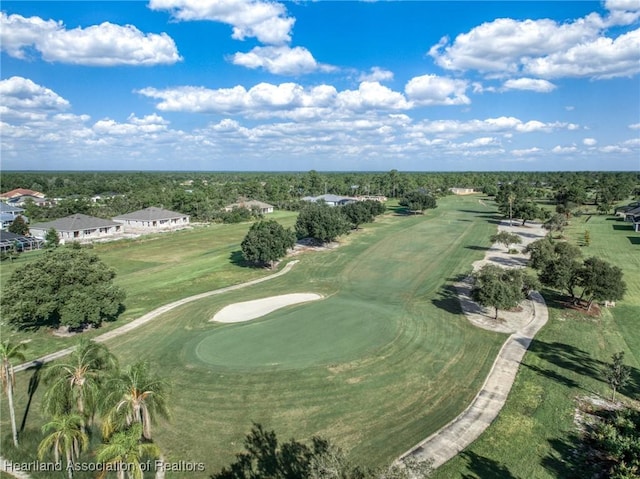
[{"x1": 1, "y1": 171, "x2": 638, "y2": 223}]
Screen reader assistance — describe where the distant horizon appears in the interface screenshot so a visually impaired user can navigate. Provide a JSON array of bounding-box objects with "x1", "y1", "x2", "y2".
[
  {"x1": 1, "y1": 1, "x2": 639, "y2": 171},
  {"x1": 2, "y1": 169, "x2": 639, "y2": 174}
]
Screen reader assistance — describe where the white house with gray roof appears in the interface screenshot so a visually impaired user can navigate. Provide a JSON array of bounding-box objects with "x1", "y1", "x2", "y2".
[
  {"x1": 112, "y1": 207, "x2": 189, "y2": 231},
  {"x1": 29, "y1": 214, "x2": 122, "y2": 243},
  {"x1": 224, "y1": 200, "x2": 274, "y2": 214},
  {"x1": 0, "y1": 203, "x2": 27, "y2": 230},
  {"x1": 301, "y1": 194, "x2": 356, "y2": 207}
]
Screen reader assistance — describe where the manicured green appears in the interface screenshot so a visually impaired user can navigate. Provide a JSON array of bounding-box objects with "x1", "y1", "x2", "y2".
[
  {"x1": 3, "y1": 196, "x2": 510, "y2": 476},
  {"x1": 433, "y1": 212, "x2": 640, "y2": 479},
  {"x1": 193, "y1": 296, "x2": 398, "y2": 370},
  {"x1": 0, "y1": 212, "x2": 298, "y2": 360}
]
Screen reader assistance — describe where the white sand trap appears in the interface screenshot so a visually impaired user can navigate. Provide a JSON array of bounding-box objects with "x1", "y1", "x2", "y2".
[{"x1": 211, "y1": 293, "x2": 323, "y2": 323}]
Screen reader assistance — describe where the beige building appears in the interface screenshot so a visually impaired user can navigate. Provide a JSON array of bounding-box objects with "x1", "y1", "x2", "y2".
[
  {"x1": 112, "y1": 207, "x2": 190, "y2": 231},
  {"x1": 30, "y1": 214, "x2": 122, "y2": 243}
]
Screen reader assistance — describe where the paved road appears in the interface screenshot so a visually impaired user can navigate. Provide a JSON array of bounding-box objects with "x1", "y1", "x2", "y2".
[{"x1": 398, "y1": 291, "x2": 549, "y2": 469}]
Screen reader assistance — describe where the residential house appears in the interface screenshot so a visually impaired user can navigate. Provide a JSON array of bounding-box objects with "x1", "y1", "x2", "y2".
[
  {"x1": 112, "y1": 207, "x2": 190, "y2": 231},
  {"x1": 29, "y1": 214, "x2": 122, "y2": 243},
  {"x1": 301, "y1": 194, "x2": 357, "y2": 207},
  {"x1": 0, "y1": 188, "x2": 49, "y2": 207},
  {"x1": 0, "y1": 203, "x2": 27, "y2": 230},
  {"x1": 449, "y1": 188, "x2": 476, "y2": 195},
  {"x1": 623, "y1": 206, "x2": 640, "y2": 232},
  {"x1": 355, "y1": 195, "x2": 387, "y2": 203},
  {"x1": 224, "y1": 200, "x2": 274, "y2": 214},
  {"x1": 0, "y1": 230, "x2": 44, "y2": 253}
]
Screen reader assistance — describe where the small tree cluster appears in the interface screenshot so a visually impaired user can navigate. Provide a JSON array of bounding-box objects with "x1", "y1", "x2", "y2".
[
  {"x1": 399, "y1": 191, "x2": 437, "y2": 214},
  {"x1": 1, "y1": 248, "x2": 126, "y2": 329},
  {"x1": 490, "y1": 231, "x2": 522, "y2": 251},
  {"x1": 341, "y1": 200, "x2": 386, "y2": 229},
  {"x1": 211, "y1": 423, "x2": 432, "y2": 479},
  {"x1": 34, "y1": 340, "x2": 168, "y2": 478},
  {"x1": 543, "y1": 213, "x2": 569, "y2": 236},
  {"x1": 581, "y1": 406, "x2": 640, "y2": 478},
  {"x1": 526, "y1": 238, "x2": 626, "y2": 311},
  {"x1": 241, "y1": 219, "x2": 296, "y2": 268},
  {"x1": 472, "y1": 264, "x2": 539, "y2": 320},
  {"x1": 8, "y1": 215, "x2": 29, "y2": 235},
  {"x1": 295, "y1": 202, "x2": 351, "y2": 244}
]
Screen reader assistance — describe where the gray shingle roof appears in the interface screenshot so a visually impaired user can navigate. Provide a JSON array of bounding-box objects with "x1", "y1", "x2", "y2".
[
  {"x1": 30, "y1": 214, "x2": 120, "y2": 232},
  {"x1": 0, "y1": 203, "x2": 24, "y2": 213},
  {"x1": 112, "y1": 207, "x2": 188, "y2": 221}
]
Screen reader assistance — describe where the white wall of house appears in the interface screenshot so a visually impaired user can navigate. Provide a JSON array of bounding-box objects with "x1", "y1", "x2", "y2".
[
  {"x1": 113, "y1": 216, "x2": 189, "y2": 231},
  {"x1": 31, "y1": 225, "x2": 122, "y2": 242}
]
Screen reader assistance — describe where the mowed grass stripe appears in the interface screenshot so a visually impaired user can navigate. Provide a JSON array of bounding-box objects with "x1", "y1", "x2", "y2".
[
  {"x1": 433, "y1": 212, "x2": 640, "y2": 479},
  {"x1": 4, "y1": 196, "x2": 505, "y2": 476},
  {"x1": 95, "y1": 195, "x2": 506, "y2": 472}
]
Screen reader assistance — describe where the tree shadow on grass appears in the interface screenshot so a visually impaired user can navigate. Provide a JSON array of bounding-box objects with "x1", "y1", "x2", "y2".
[
  {"x1": 612, "y1": 224, "x2": 633, "y2": 231},
  {"x1": 621, "y1": 364, "x2": 640, "y2": 398},
  {"x1": 465, "y1": 245, "x2": 491, "y2": 251},
  {"x1": 542, "y1": 435, "x2": 588, "y2": 479},
  {"x1": 527, "y1": 340, "x2": 606, "y2": 385},
  {"x1": 229, "y1": 250, "x2": 251, "y2": 267},
  {"x1": 521, "y1": 362, "x2": 582, "y2": 390},
  {"x1": 431, "y1": 275, "x2": 468, "y2": 316},
  {"x1": 20, "y1": 363, "x2": 42, "y2": 432},
  {"x1": 460, "y1": 451, "x2": 520, "y2": 479}
]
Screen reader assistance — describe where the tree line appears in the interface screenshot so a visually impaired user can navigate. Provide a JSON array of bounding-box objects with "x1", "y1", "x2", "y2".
[
  {"x1": 3, "y1": 171, "x2": 637, "y2": 224},
  {"x1": 241, "y1": 200, "x2": 389, "y2": 268}
]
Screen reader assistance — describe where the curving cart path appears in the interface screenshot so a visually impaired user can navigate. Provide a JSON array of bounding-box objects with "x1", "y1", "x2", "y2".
[
  {"x1": 398, "y1": 220, "x2": 549, "y2": 470},
  {"x1": 1, "y1": 261, "x2": 300, "y2": 479}
]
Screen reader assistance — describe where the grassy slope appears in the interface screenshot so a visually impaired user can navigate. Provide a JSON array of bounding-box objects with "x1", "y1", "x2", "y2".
[
  {"x1": 433, "y1": 212, "x2": 640, "y2": 479},
  {"x1": 3, "y1": 196, "x2": 510, "y2": 476},
  {"x1": 0, "y1": 212, "x2": 298, "y2": 360}
]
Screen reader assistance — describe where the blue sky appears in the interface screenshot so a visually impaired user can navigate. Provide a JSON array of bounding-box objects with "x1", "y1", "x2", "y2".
[{"x1": 1, "y1": 1, "x2": 639, "y2": 171}]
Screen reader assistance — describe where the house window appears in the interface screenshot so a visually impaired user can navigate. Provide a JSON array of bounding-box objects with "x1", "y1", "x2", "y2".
[{"x1": 84, "y1": 230, "x2": 92, "y2": 235}]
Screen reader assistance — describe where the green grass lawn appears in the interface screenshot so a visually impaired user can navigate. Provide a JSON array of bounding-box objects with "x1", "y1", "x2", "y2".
[
  {"x1": 433, "y1": 212, "x2": 640, "y2": 479},
  {"x1": 2, "y1": 196, "x2": 512, "y2": 476},
  {"x1": 0, "y1": 212, "x2": 298, "y2": 360}
]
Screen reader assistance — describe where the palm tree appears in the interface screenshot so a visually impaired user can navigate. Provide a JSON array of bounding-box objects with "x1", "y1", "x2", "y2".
[
  {"x1": 96, "y1": 423, "x2": 160, "y2": 479},
  {"x1": 102, "y1": 361, "x2": 169, "y2": 441},
  {"x1": 42, "y1": 338, "x2": 117, "y2": 432},
  {"x1": 38, "y1": 413, "x2": 89, "y2": 479},
  {"x1": 1, "y1": 339, "x2": 27, "y2": 446}
]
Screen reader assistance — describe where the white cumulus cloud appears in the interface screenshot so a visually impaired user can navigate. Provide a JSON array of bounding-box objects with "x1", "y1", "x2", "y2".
[
  {"x1": 0, "y1": 12, "x2": 181, "y2": 66},
  {"x1": 524, "y1": 28, "x2": 640, "y2": 79},
  {"x1": 502, "y1": 78, "x2": 557, "y2": 92},
  {"x1": 138, "y1": 81, "x2": 415, "y2": 117},
  {"x1": 583, "y1": 138, "x2": 598, "y2": 146},
  {"x1": 404, "y1": 74, "x2": 470, "y2": 106},
  {"x1": 0, "y1": 76, "x2": 70, "y2": 111},
  {"x1": 231, "y1": 45, "x2": 335, "y2": 75},
  {"x1": 358, "y1": 67, "x2": 394, "y2": 82},
  {"x1": 148, "y1": 0, "x2": 294, "y2": 45},
  {"x1": 429, "y1": 9, "x2": 639, "y2": 80}
]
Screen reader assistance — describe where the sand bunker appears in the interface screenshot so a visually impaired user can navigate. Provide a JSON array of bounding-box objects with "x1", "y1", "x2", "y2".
[{"x1": 211, "y1": 293, "x2": 323, "y2": 323}]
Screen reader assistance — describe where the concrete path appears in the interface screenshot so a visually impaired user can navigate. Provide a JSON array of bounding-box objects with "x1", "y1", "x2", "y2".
[
  {"x1": 398, "y1": 219, "x2": 550, "y2": 470},
  {"x1": 399, "y1": 292, "x2": 548, "y2": 469},
  {"x1": 2, "y1": 261, "x2": 300, "y2": 479},
  {"x1": 14, "y1": 260, "x2": 299, "y2": 373}
]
